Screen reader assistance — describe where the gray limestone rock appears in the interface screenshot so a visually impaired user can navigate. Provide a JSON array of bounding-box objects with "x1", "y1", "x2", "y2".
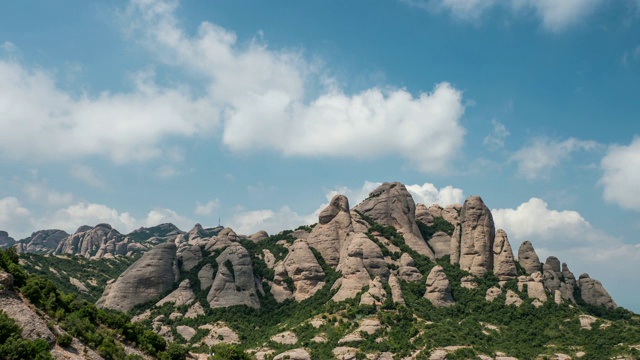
[
  {"x1": 0, "y1": 230, "x2": 15, "y2": 249},
  {"x1": 456, "y1": 196, "x2": 495, "y2": 276},
  {"x1": 270, "y1": 261, "x2": 294, "y2": 302},
  {"x1": 178, "y1": 244, "x2": 202, "y2": 272},
  {"x1": 578, "y1": 273, "x2": 617, "y2": 309},
  {"x1": 388, "y1": 273, "x2": 405, "y2": 305},
  {"x1": 415, "y1": 203, "x2": 434, "y2": 225},
  {"x1": 205, "y1": 227, "x2": 239, "y2": 251},
  {"x1": 354, "y1": 182, "x2": 435, "y2": 259},
  {"x1": 56, "y1": 224, "x2": 127, "y2": 259},
  {"x1": 96, "y1": 242, "x2": 179, "y2": 312},
  {"x1": 424, "y1": 265, "x2": 455, "y2": 307},
  {"x1": 442, "y1": 204, "x2": 462, "y2": 225},
  {"x1": 0, "y1": 290, "x2": 55, "y2": 344},
  {"x1": 545, "y1": 256, "x2": 561, "y2": 274},
  {"x1": 492, "y1": 229, "x2": 517, "y2": 281},
  {"x1": 283, "y1": 239, "x2": 325, "y2": 301},
  {"x1": 207, "y1": 244, "x2": 260, "y2": 309},
  {"x1": 156, "y1": 279, "x2": 196, "y2": 307},
  {"x1": 307, "y1": 195, "x2": 354, "y2": 267},
  {"x1": 505, "y1": 289, "x2": 523, "y2": 307},
  {"x1": 518, "y1": 241, "x2": 541, "y2": 275}
]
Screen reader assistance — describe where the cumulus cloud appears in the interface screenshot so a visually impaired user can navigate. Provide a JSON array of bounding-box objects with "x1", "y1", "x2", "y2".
[
  {"x1": 23, "y1": 181, "x2": 74, "y2": 206},
  {"x1": 195, "y1": 199, "x2": 221, "y2": 216},
  {"x1": 122, "y1": 0, "x2": 466, "y2": 173},
  {"x1": 511, "y1": 137, "x2": 600, "y2": 180},
  {"x1": 0, "y1": 197, "x2": 32, "y2": 238},
  {"x1": 600, "y1": 137, "x2": 640, "y2": 211},
  {"x1": 228, "y1": 206, "x2": 316, "y2": 236},
  {"x1": 0, "y1": 61, "x2": 218, "y2": 163},
  {"x1": 406, "y1": 183, "x2": 465, "y2": 206},
  {"x1": 406, "y1": 0, "x2": 603, "y2": 31}
]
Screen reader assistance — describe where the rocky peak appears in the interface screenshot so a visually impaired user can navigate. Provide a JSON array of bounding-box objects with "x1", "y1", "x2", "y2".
[
  {"x1": 578, "y1": 273, "x2": 617, "y2": 309},
  {"x1": 0, "y1": 230, "x2": 16, "y2": 249},
  {"x1": 518, "y1": 241, "x2": 541, "y2": 275},
  {"x1": 492, "y1": 229, "x2": 517, "y2": 281},
  {"x1": 96, "y1": 242, "x2": 180, "y2": 312},
  {"x1": 354, "y1": 182, "x2": 434, "y2": 259},
  {"x1": 451, "y1": 195, "x2": 495, "y2": 276},
  {"x1": 307, "y1": 195, "x2": 354, "y2": 267},
  {"x1": 15, "y1": 229, "x2": 69, "y2": 254},
  {"x1": 55, "y1": 224, "x2": 126, "y2": 258},
  {"x1": 207, "y1": 244, "x2": 260, "y2": 309},
  {"x1": 283, "y1": 239, "x2": 326, "y2": 301}
]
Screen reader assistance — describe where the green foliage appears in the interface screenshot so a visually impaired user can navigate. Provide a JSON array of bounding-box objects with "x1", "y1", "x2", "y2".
[
  {"x1": 56, "y1": 333, "x2": 72, "y2": 347},
  {"x1": 209, "y1": 343, "x2": 254, "y2": 359},
  {"x1": 417, "y1": 217, "x2": 455, "y2": 239}
]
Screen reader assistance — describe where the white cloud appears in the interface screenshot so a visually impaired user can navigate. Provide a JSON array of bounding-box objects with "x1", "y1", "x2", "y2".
[
  {"x1": 407, "y1": 0, "x2": 603, "y2": 31},
  {"x1": 143, "y1": 208, "x2": 194, "y2": 230},
  {"x1": 71, "y1": 165, "x2": 106, "y2": 189},
  {"x1": 228, "y1": 206, "x2": 316, "y2": 236},
  {"x1": 0, "y1": 61, "x2": 218, "y2": 163},
  {"x1": 406, "y1": 183, "x2": 465, "y2": 206},
  {"x1": 23, "y1": 181, "x2": 73, "y2": 206},
  {"x1": 123, "y1": 0, "x2": 466, "y2": 173},
  {"x1": 0, "y1": 197, "x2": 32, "y2": 238},
  {"x1": 42, "y1": 202, "x2": 139, "y2": 233},
  {"x1": 155, "y1": 165, "x2": 181, "y2": 179},
  {"x1": 194, "y1": 199, "x2": 220, "y2": 216},
  {"x1": 483, "y1": 119, "x2": 510, "y2": 151},
  {"x1": 511, "y1": 137, "x2": 600, "y2": 180},
  {"x1": 600, "y1": 137, "x2": 640, "y2": 211}
]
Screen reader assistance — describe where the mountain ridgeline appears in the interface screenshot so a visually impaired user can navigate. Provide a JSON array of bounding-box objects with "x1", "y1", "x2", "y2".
[{"x1": 2, "y1": 181, "x2": 639, "y2": 360}]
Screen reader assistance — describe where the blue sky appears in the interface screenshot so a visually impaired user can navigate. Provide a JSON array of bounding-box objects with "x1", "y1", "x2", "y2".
[{"x1": 1, "y1": 0, "x2": 640, "y2": 311}]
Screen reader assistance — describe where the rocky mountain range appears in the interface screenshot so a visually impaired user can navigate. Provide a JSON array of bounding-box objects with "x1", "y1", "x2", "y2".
[{"x1": 2, "y1": 181, "x2": 636, "y2": 359}]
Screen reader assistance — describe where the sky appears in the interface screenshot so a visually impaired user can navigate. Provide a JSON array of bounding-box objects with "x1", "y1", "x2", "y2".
[{"x1": 1, "y1": 0, "x2": 640, "y2": 311}]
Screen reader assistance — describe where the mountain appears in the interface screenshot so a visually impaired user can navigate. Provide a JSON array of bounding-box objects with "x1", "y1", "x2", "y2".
[
  {"x1": 0, "y1": 230, "x2": 16, "y2": 249},
  {"x1": 4, "y1": 181, "x2": 640, "y2": 359}
]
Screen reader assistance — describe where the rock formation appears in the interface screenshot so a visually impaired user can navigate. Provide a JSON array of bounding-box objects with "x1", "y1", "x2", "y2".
[
  {"x1": 248, "y1": 230, "x2": 269, "y2": 243},
  {"x1": 96, "y1": 242, "x2": 180, "y2": 312},
  {"x1": 0, "y1": 230, "x2": 15, "y2": 249},
  {"x1": 332, "y1": 233, "x2": 388, "y2": 302},
  {"x1": 505, "y1": 290, "x2": 523, "y2": 307},
  {"x1": 156, "y1": 279, "x2": 196, "y2": 307},
  {"x1": 178, "y1": 244, "x2": 202, "y2": 272},
  {"x1": 492, "y1": 229, "x2": 517, "y2": 281},
  {"x1": 518, "y1": 241, "x2": 541, "y2": 275},
  {"x1": 205, "y1": 227, "x2": 240, "y2": 251},
  {"x1": 424, "y1": 265, "x2": 454, "y2": 307},
  {"x1": 360, "y1": 276, "x2": 387, "y2": 306},
  {"x1": 354, "y1": 182, "x2": 434, "y2": 259},
  {"x1": 578, "y1": 274, "x2": 617, "y2": 309},
  {"x1": 207, "y1": 244, "x2": 260, "y2": 309},
  {"x1": 270, "y1": 261, "x2": 294, "y2": 302},
  {"x1": 397, "y1": 253, "x2": 422, "y2": 282},
  {"x1": 283, "y1": 239, "x2": 325, "y2": 301},
  {"x1": 15, "y1": 229, "x2": 69, "y2": 254},
  {"x1": 415, "y1": 204, "x2": 433, "y2": 225},
  {"x1": 451, "y1": 196, "x2": 495, "y2": 276},
  {"x1": 428, "y1": 231, "x2": 451, "y2": 259},
  {"x1": 55, "y1": 224, "x2": 142, "y2": 259},
  {"x1": 307, "y1": 195, "x2": 354, "y2": 267},
  {"x1": 198, "y1": 264, "x2": 215, "y2": 290}
]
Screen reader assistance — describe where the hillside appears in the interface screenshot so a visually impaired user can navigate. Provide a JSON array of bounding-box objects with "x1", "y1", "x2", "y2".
[{"x1": 3, "y1": 181, "x2": 640, "y2": 360}]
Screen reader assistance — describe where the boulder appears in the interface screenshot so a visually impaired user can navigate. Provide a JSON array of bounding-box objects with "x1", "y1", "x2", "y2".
[
  {"x1": 97, "y1": 242, "x2": 179, "y2": 312},
  {"x1": 486, "y1": 287, "x2": 503, "y2": 302},
  {"x1": 578, "y1": 274, "x2": 617, "y2": 309},
  {"x1": 178, "y1": 244, "x2": 202, "y2": 272},
  {"x1": 307, "y1": 195, "x2": 354, "y2": 267},
  {"x1": 518, "y1": 241, "x2": 541, "y2": 275},
  {"x1": 270, "y1": 261, "x2": 294, "y2": 302},
  {"x1": 273, "y1": 348, "x2": 311, "y2": 360},
  {"x1": 354, "y1": 182, "x2": 435, "y2": 259},
  {"x1": 424, "y1": 265, "x2": 454, "y2": 307},
  {"x1": 332, "y1": 233, "x2": 388, "y2": 302},
  {"x1": 205, "y1": 227, "x2": 239, "y2": 251},
  {"x1": 455, "y1": 196, "x2": 496, "y2": 276},
  {"x1": 207, "y1": 244, "x2": 260, "y2": 309},
  {"x1": 492, "y1": 229, "x2": 517, "y2": 281},
  {"x1": 428, "y1": 231, "x2": 451, "y2": 259},
  {"x1": 562, "y1": 263, "x2": 577, "y2": 287},
  {"x1": 283, "y1": 239, "x2": 325, "y2": 301},
  {"x1": 518, "y1": 272, "x2": 547, "y2": 303},
  {"x1": 185, "y1": 302, "x2": 205, "y2": 319},
  {"x1": 0, "y1": 270, "x2": 13, "y2": 290},
  {"x1": 270, "y1": 331, "x2": 298, "y2": 345},
  {"x1": 398, "y1": 253, "x2": 422, "y2": 282},
  {"x1": 415, "y1": 203, "x2": 434, "y2": 225},
  {"x1": 505, "y1": 290, "x2": 523, "y2": 307},
  {"x1": 176, "y1": 325, "x2": 197, "y2": 341},
  {"x1": 156, "y1": 279, "x2": 196, "y2": 307}
]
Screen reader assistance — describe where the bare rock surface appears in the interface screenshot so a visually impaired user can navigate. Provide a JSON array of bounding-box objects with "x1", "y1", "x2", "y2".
[
  {"x1": 97, "y1": 242, "x2": 179, "y2": 312},
  {"x1": 307, "y1": 195, "x2": 354, "y2": 267},
  {"x1": 486, "y1": 287, "x2": 503, "y2": 302},
  {"x1": 354, "y1": 182, "x2": 434, "y2": 259},
  {"x1": 428, "y1": 231, "x2": 451, "y2": 259},
  {"x1": 398, "y1": 253, "x2": 422, "y2": 282},
  {"x1": 270, "y1": 331, "x2": 298, "y2": 345},
  {"x1": 197, "y1": 323, "x2": 240, "y2": 346},
  {"x1": 207, "y1": 244, "x2": 260, "y2": 309},
  {"x1": 56, "y1": 224, "x2": 127, "y2": 259},
  {"x1": 415, "y1": 203, "x2": 433, "y2": 225},
  {"x1": 505, "y1": 290, "x2": 523, "y2": 307},
  {"x1": 333, "y1": 233, "x2": 388, "y2": 302},
  {"x1": 424, "y1": 265, "x2": 454, "y2": 307},
  {"x1": 176, "y1": 325, "x2": 197, "y2": 341},
  {"x1": 248, "y1": 230, "x2": 269, "y2": 243},
  {"x1": 205, "y1": 227, "x2": 239, "y2": 251},
  {"x1": 185, "y1": 302, "x2": 205, "y2": 319},
  {"x1": 454, "y1": 196, "x2": 495, "y2": 276},
  {"x1": 0, "y1": 290, "x2": 55, "y2": 344},
  {"x1": 69, "y1": 277, "x2": 88, "y2": 293},
  {"x1": 262, "y1": 249, "x2": 277, "y2": 269},
  {"x1": 578, "y1": 273, "x2": 617, "y2": 309},
  {"x1": 273, "y1": 348, "x2": 311, "y2": 360},
  {"x1": 156, "y1": 279, "x2": 195, "y2": 307},
  {"x1": 283, "y1": 239, "x2": 325, "y2": 301},
  {"x1": 0, "y1": 230, "x2": 16, "y2": 249},
  {"x1": 333, "y1": 346, "x2": 358, "y2": 360},
  {"x1": 442, "y1": 204, "x2": 462, "y2": 225},
  {"x1": 518, "y1": 241, "x2": 541, "y2": 275},
  {"x1": 270, "y1": 261, "x2": 294, "y2": 302},
  {"x1": 15, "y1": 229, "x2": 68, "y2": 254},
  {"x1": 360, "y1": 276, "x2": 387, "y2": 306},
  {"x1": 197, "y1": 264, "x2": 214, "y2": 291},
  {"x1": 177, "y1": 244, "x2": 202, "y2": 272},
  {"x1": 492, "y1": 229, "x2": 517, "y2": 281},
  {"x1": 388, "y1": 273, "x2": 405, "y2": 304},
  {"x1": 339, "y1": 319, "x2": 382, "y2": 343}
]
